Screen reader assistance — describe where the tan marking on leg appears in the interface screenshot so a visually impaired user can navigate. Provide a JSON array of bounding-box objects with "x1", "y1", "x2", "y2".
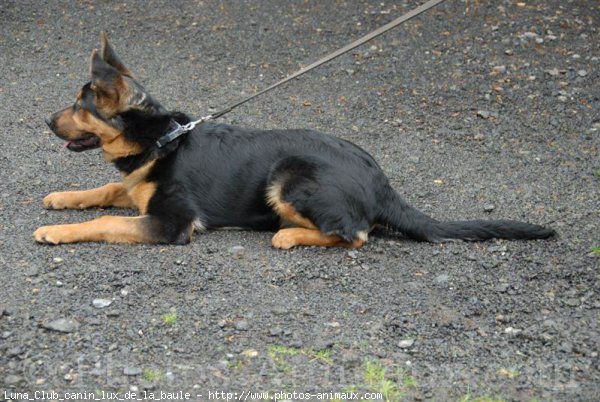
[
  {"x1": 120, "y1": 161, "x2": 157, "y2": 213},
  {"x1": 43, "y1": 183, "x2": 134, "y2": 210},
  {"x1": 128, "y1": 181, "x2": 157, "y2": 214},
  {"x1": 122, "y1": 161, "x2": 156, "y2": 188},
  {"x1": 34, "y1": 215, "x2": 154, "y2": 244},
  {"x1": 271, "y1": 228, "x2": 365, "y2": 250},
  {"x1": 266, "y1": 182, "x2": 317, "y2": 229}
]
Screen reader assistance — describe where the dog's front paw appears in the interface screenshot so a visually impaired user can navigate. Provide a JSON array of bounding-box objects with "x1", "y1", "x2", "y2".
[
  {"x1": 34, "y1": 225, "x2": 71, "y2": 244},
  {"x1": 43, "y1": 192, "x2": 72, "y2": 209},
  {"x1": 271, "y1": 229, "x2": 298, "y2": 250}
]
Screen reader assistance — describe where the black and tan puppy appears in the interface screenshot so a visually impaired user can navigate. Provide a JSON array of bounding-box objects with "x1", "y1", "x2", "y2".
[{"x1": 35, "y1": 33, "x2": 555, "y2": 248}]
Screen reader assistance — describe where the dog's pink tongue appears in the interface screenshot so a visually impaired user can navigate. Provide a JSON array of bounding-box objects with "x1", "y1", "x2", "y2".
[{"x1": 64, "y1": 141, "x2": 72, "y2": 148}]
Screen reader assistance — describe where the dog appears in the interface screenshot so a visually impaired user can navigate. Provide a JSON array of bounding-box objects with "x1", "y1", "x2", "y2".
[{"x1": 34, "y1": 33, "x2": 555, "y2": 248}]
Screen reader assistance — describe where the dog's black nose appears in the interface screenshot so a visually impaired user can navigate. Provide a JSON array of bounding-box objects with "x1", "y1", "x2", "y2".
[{"x1": 45, "y1": 117, "x2": 54, "y2": 129}]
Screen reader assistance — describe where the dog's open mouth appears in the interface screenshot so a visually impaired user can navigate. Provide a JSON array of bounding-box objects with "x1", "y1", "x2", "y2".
[{"x1": 64, "y1": 134, "x2": 101, "y2": 152}]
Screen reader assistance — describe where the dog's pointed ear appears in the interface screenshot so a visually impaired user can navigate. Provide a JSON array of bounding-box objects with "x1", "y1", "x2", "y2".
[
  {"x1": 90, "y1": 49, "x2": 123, "y2": 95},
  {"x1": 100, "y1": 31, "x2": 132, "y2": 77},
  {"x1": 90, "y1": 49, "x2": 119, "y2": 82}
]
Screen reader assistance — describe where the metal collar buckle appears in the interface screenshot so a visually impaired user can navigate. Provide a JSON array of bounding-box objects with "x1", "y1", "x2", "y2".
[{"x1": 155, "y1": 115, "x2": 213, "y2": 148}]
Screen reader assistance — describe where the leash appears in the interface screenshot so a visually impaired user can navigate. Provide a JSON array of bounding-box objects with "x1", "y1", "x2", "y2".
[{"x1": 156, "y1": 0, "x2": 447, "y2": 148}]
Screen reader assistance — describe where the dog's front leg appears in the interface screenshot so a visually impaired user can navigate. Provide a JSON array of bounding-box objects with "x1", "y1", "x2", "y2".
[
  {"x1": 43, "y1": 183, "x2": 134, "y2": 210},
  {"x1": 34, "y1": 215, "x2": 168, "y2": 244}
]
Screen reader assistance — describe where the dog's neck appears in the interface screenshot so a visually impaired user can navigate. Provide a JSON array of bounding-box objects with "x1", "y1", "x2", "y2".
[{"x1": 112, "y1": 111, "x2": 191, "y2": 174}]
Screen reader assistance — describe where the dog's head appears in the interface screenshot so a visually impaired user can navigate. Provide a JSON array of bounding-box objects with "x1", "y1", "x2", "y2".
[{"x1": 46, "y1": 32, "x2": 166, "y2": 158}]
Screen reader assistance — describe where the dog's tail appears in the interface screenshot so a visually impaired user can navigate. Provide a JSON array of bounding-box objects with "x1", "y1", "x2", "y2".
[{"x1": 378, "y1": 188, "x2": 555, "y2": 242}]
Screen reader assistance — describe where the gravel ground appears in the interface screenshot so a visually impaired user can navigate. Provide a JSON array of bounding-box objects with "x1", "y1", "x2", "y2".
[{"x1": 1, "y1": 0, "x2": 598, "y2": 401}]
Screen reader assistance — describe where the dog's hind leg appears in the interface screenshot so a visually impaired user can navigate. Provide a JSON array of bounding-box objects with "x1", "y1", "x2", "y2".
[
  {"x1": 267, "y1": 180, "x2": 366, "y2": 249},
  {"x1": 33, "y1": 215, "x2": 193, "y2": 245},
  {"x1": 266, "y1": 155, "x2": 372, "y2": 249},
  {"x1": 43, "y1": 183, "x2": 134, "y2": 210}
]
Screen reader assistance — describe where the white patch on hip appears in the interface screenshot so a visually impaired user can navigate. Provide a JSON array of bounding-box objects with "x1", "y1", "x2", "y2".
[{"x1": 193, "y1": 219, "x2": 207, "y2": 232}]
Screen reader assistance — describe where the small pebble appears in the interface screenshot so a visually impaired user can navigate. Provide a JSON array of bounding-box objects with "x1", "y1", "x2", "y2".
[
  {"x1": 483, "y1": 204, "x2": 495, "y2": 212},
  {"x1": 398, "y1": 339, "x2": 415, "y2": 348},
  {"x1": 92, "y1": 299, "x2": 112, "y2": 309},
  {"x1": 234, "y1": 319, "x2": 249, "y2": 331},
  {"x1": 492, "y1": 65, "x2": 506, "y2": 74},
  {"x1": 42, "y1": 318, "x2": 79, "y2": 333},
  {"x1": 229, "y1": 245, "x2": 245, "y2": 259},
  {"x1": 477, "y1": 110, "x2": 491, "y2": 119},
  {"x1": 241, "y1": 349, "x2": 259, "y2": 357}
]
